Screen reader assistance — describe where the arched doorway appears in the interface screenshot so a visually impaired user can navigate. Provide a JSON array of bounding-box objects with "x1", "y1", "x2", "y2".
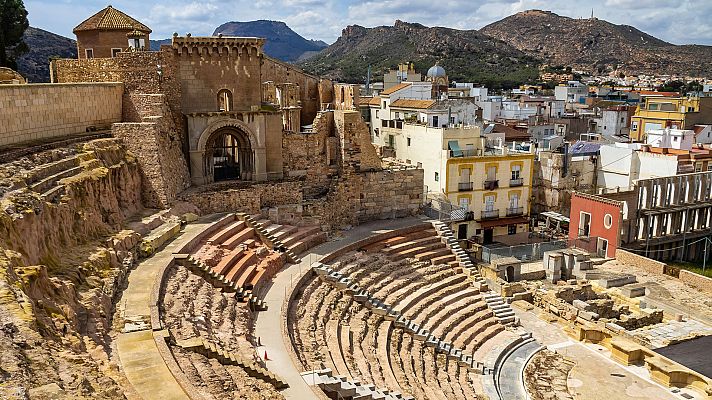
[
  {"x1": 205, "y1": 127, "x2": 254, "y2": 182},
  {"x1": 506, "y1": 265, "x2": 515, "y2": 282}
]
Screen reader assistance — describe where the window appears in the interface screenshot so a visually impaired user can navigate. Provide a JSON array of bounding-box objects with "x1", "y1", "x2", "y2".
[
  {"x1": 450, "y1": 116, "x2": 456, "y2": 124},
  {"x1": 432, "y1": 116, "x2": 439, "y2": 127},
  {"x1": 383, "y1": 101, "x2": 386, "y2": 108},
  {"x1": 508, "y1": 224, "x2": 517, "y2": 235},
  {"x1": 375, "y1": 110, "x2": 379, "y2": 118},
  {"x1": 395, "y1": 112, "x2": 400, "y2": 119},
  {"x1": 407, "y1": 137, "x2": 411, "y2": 147},
  {"x1": 648, "y1": 103, "x2": 659, "y2": 111},
  {"x1": 707, "y1": 164, "x2": 712, "y2": 172},
  {"x1": 459, "y1": 197, "x2": 470, "y2": 210},
  {"x1": 382, "y1": 120, "x2": 388, "y2": 128},
  {"x1": 673, "y1": 136, "x2": 678, "y2": 142},
  {"x1": 579, "y1": 212, "x2": 591, "y2": 237},
  {"x1": 484, "y1": 195, "x2": 495, "y2": 211},
  {"x1": 85, "y1": 48, "x2": 94, "y2": 59},
  {"x1": 695, "y1": 163, "x2": 703, "y2": 172},
  {"x1": 604, "y1": 213, "x2": 613, "y2": 229},
  {"x1": 217, "y1": 89, "x2": 233, "y2": 112},
  {"x1": 434, "y1": 172, "x2": 439, "y2": 182},
  {"x1": 111, "y1": 48, "x2": 122, "y2": 58},
  {"x1": 632, "y1": 121, "x2": 639, "y2": 131}
]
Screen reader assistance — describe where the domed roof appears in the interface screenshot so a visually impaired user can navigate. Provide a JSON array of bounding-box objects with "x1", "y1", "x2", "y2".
[{"x1": 427, "y1": 64, "x2": 446, "y2": 78}]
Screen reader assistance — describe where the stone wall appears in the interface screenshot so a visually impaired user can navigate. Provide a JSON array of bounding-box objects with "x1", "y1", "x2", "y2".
[
  {"x1": 357, "y1": 168, "x2": 423, "y2": 223},
  {"x1": 261, "y1": 57, "x2": 321, "y2": 123},
  {"x1": 178, "y1": 181, "x2": 304, "y2": 215},
  {"x1": 677, "y1": 270, "x2": 712, "y2": 295},
  {"x1": 615, "y1": 249, "x2": 666, "y2": 275},
  {"x1": 0, "y1": 83, "x2": 123, "y2": 146}
]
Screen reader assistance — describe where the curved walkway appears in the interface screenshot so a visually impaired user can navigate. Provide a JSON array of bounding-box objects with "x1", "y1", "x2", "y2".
[
  {"x1": 254, "y1": 217, "x2": 426, "y2": 399},
  {"x1": 496, "y1": 341, "x2": 542, "y2": 400},
  {"x1": 116, "y1": 214, "x2": 227, "y2": 400}
]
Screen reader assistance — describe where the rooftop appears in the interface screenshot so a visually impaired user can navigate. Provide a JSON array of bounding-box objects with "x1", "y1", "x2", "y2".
[
  {"x1": 390, "y1": 99, "x2": 435, "y2": 109},
  {"x1": 380, "y1": 82, "x2": 412, "y2": 96},
  {"x1": 74, "y1": 5, "x2": 151, "y2": 33}
]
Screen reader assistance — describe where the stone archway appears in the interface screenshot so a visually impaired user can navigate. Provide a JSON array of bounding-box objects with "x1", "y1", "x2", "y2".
[
  {"x1": 190, "y1": 118, "x2": 266, "y2": 186},
  {"x1": 205, "y1": 128, "x2": 254, "y2": 182}
]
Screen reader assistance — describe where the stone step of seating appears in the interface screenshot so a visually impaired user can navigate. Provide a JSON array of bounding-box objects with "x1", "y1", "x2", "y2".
[
  {"x1": 272, "y1": 224, "x2": 299, "y2": 239},
  {"x1": 382, "y1": 235, "x2": 442, "y2": 254},
  {"x1": 225, "y1": 251, "x2": 258, "y2": 282},
  {"x1": 364, "y1": 229, "x2": 435, "y2": 252},
  {"x1": 175, "y1": 336, "x2": 287, "y2": 389},
  {"x1": 41, "y1": 184, "x2": 66, "y2": 203},
  {"x1": 175, "y1": 254, "x2": 245, "y2": 296},
  {"x1": 419, "y1": 249, "x2": 455, "y2": 263},
  {"x1": 390, "y1": 242, "x2": 446, "y2": 261},
  {"x1": 214, "y1": 247, "x2": 246, "y2": 276},
  {"x1": 207, "y1": 219, "x2": 244, "y2": 245},
  {"x1": 310, "y1": 369, "x2": 411, "y2": 400},
  {"x1": 287, "y1": 230, "x2": 327, "y2": 255},
  {"x1": 23, "y1": 155, "x2": 80, "y2": 186},
  {"x1": 220, "y1": 226, "x2": 256, "y2": 250},
  {"x1": 281, "y1": 226, "x2": 322, "y2": 248},
  {"x1": 30, "y1": 165, "x2": 84, "y2": 194}
]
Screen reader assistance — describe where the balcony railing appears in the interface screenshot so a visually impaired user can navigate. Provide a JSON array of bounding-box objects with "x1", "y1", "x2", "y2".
[
  {"x1": 506, "y1": 207, "x2": 524, "y2": 216},
  {"x1": 484, "y1": 179, "x2": 499, "y2": 190},
  {"x1": 458, "y1": 182, "x2": 474, "y2": 191},
  {"x1": 578, "y1": 228, "x2": 590, "y2": 238},
  {"x1": 481, "y1": 209, "x2": 500, "y2": 220},
  {"x1": 509, "y1": 178, "x2": 524, "y2": 187},
  {"x1": 448, "y1": 149, "x2": 482, "y2": 158}
]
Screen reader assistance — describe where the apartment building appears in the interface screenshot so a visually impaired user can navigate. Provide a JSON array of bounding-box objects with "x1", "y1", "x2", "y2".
[
  {"x1": 630, "y1": 95, "x2": 712, "y2": 141},
  {"x1": 570, "y1": 170, "x2": 712, "y2": 262}
]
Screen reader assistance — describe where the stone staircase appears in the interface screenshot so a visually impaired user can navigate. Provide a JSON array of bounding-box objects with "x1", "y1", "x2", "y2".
[
  {"x1": 313, "y1": 262, "x2": 487, "y2": 373},
  {"x1": 174, "y1": 336, "x2": 288, "y2": 389},
  {"x1": 173, "y1": 254, "x2": 267, "y2": 311},
  {"x1": 303, "y1": 368, "x2": 414, "y2": 400},
  {"x1": 237, "y1": 213, "x2": 301, "y2": 264},
  {"x1": 430, "y1": 221, "x2": 517, "y2": 325},
  {"x1": 482, "y1": 293, "x2": 516, "y2": 325}
]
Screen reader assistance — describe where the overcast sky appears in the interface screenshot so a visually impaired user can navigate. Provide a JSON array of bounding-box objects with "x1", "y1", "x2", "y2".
[{"x1": 24, "y1": 0, "x2": 712, "y2": 45}]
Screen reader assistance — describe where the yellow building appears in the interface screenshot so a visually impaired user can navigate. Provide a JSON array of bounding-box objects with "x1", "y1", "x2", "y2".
[
  {"x1": 445, "y1": 143, "x2": 535, "y2": 244},
  {"x1": 630, "y1": 96, "x2": 712, "y2": 141}
]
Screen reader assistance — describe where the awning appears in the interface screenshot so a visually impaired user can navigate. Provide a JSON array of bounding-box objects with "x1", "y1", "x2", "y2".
[
  {"x1": 448, "y1": 140, "x2": 462, "y2": 157},
  {"x1": 479, "y1": 216, "x2": 529, "y2": 229}
]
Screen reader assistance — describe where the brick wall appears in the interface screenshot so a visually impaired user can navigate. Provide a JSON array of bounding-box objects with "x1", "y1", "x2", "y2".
[{"x1": 0, "y1": 82, "x2": 123, "y2": 146}]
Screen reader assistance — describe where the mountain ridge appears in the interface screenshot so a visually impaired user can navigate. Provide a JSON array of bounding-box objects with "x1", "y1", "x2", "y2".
[
  {"x1": 298, "y1": 20, "x2": 540, "y2": 88},
  {"x1": 480, "y1": 10, "x2": 712, "y2": 76},
  {"x1": 213, "y1": 20, "x2": 327, "y2": 62}
]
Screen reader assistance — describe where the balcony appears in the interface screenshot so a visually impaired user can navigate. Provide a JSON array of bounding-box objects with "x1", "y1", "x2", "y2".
[
  {"x1": 481, "y1": 209, "x2": 500, "y2": 220},
  {"x1": 448, "y1": 148, "x2": 482, "y2": 158},
  {"x1": 484, "y1": 179, "x2": 499, "y2": 190},
  {"x1": 506, "y1": 207, "x2": 524, "y2": 216},
  {"x1": 509, "y1": 178, "x2": 524, "y2": 187},
  {"x1": 578, "y1": 228, "x2": 590, "y2": 238},
  {"x1": 458, "y1": 182, "x2": 474, "y2": 191}
]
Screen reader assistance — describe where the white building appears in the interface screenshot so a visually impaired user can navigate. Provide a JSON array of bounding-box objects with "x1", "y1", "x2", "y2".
[
  {"x1": 596, "y1": 105, "x2": 632, "y2": 138},
  {"x1": 555, "y1": 81, "x2": 589, "y2": 104},
  {"x1": 646, "y1": 128, "x2": 696, "y2": 150}
]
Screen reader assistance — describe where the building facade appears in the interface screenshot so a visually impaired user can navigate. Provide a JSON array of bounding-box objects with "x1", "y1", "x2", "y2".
[
  {"x1": 73, "y1": 5, "x2": 151, "y2": 59},
  {"x1": 630, "y1": 96, "x2": 712, "y2": 141}
]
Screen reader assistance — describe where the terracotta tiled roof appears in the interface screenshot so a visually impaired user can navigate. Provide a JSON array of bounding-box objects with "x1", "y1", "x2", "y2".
[
  {"x1": 493, "y1": 123, "x2": 530, "y2": 141},
  {"x1": 390, "y1": 99, "x2": 435, "y2": 109},
  {"x1": 74, "y1": 6, "x2": 151, "y2": 34},
  {"x1": 380, "y1": 82, "x2": 411, "y2": 95},
  {"x1": 365, "y1": 97, "x2": 382, "y2": 106}
]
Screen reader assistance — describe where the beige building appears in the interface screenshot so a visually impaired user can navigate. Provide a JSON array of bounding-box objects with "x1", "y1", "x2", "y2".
[
  {"x1": 383, "y1": 62, "x2": 422, "y2": 90},
  {"x1": 73, "y1": 5, "x2": 151, "y2": 59}
]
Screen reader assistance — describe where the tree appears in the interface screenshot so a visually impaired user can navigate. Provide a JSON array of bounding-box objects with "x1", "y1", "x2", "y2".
[{"x1": 0, "y1": 0, "x2": 29, "y2": 70}]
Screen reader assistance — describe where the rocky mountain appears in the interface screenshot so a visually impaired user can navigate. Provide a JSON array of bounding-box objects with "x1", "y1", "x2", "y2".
[
  {"x1": 17, "y1": 27, "x2": 77, "y2": 83},
  {"x1": 480, "y1": 10, "x2": 712, "y2": 76},
  {"x1": 213, "y1": 20, "x2": 328, "y2": 62},
  {"x1": 298, "y1": 20, "x2": 540, "y2": 88}
]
